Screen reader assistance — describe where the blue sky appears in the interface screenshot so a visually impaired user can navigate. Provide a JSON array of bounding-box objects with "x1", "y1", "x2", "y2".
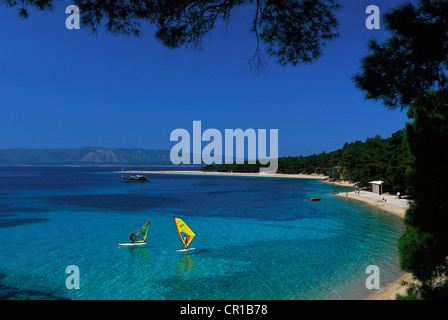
[{"x1": 0, "y1": 0, "x2": 410, "y2": 157}]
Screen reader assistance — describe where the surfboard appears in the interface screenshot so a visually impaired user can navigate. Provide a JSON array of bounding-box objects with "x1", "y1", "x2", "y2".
[
  {"x1": 176, "y1": 248, "x2": 196, "y2": 252},
  {"x1": 118, "y1": 242, "x2": 146, "y2": 246}
]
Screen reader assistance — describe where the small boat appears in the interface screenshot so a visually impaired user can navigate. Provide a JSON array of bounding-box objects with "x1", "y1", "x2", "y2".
[
  {"x1": 122, "y1": 174, "x2": 150, "y2": 182},
  {"x1": 119, "y1": 219, "x2": 150, "y2": 246},
  {"x1": 310, "y1": 197, "x2": 321, "y2": 201},
  {"x1": 121, "y1": 153, "x2": 150, "y2": 182},
  {"x1": 174, "y1": 217, "x2": 196, "y2": 252}
]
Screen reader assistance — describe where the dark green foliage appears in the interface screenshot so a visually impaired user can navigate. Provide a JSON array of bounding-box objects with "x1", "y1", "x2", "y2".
[
  {"x1": 150, "y1": 0, "x2": 246, "y2": 49},
  {"x1": 353, "y1": 0, "x2": 448, "y2": 109},
  {"x1": 397, "y1": 91, "x2": 448, "y2": 294},
  {"x1": 257, "y1": 0, "x2": 340, "y2": 65},
  {"x1": 1, "y1": 0, "x2": 340, "y2": 68},
  {"x1": 354, "y1": 0, "x2": 448, "y2": 299},
  {"x1": 202, "y1": 129, "x2": 413, "y2": 193}
]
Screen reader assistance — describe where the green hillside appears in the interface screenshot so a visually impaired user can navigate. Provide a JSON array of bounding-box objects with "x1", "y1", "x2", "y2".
[{"x1": 202, "y1": 130, "x2": 413, "y2": 194}]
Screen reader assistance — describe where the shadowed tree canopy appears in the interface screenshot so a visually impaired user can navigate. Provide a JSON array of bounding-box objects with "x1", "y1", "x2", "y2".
[
  {"x1": 353, "y1": 0, "x2": 448, "y2": 299},
  {"x1": 353, "y1": 0, "x2": 448, "y2": 109},
  {"x1": 1, "y1": 0, "x2": 341, "y2": 70}
]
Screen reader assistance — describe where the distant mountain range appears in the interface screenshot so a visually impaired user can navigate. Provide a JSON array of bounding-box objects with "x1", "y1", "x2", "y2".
[{"x1": 0, "y1": 147, "x2": 173, "y2": 165}]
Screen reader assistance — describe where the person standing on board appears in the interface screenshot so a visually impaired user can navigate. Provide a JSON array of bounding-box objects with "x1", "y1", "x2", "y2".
[
  {"x1": 183, "y1": 234, "x2": 189, "y2": 248},
  {"x1": 129, "y1": 232, "x2": 136, "y2": 243}
]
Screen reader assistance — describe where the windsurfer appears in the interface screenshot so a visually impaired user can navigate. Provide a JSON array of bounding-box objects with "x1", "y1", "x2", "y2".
[
  {"x1": 175, "y1": 218, "x2": 195, "y2": 251},
  {"x1": 129, "y1": 232, "x2": 136, "y2": 243}
]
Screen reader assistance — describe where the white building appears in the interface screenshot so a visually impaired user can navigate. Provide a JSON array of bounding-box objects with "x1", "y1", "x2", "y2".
[{"x1": 369, "y1": 181, "x2": 384, "y2": 195}]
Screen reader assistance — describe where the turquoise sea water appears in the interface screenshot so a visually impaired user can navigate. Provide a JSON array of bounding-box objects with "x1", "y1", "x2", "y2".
[{"x1": 0, "y1": 166, "x2": 404, "y2": 300}]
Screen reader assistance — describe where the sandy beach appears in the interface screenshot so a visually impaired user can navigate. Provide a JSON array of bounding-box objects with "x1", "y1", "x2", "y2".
[
  {"x1": 368, "y1": 272, "x2": 414, "y2": 300},
  {"x1": 122, "y1": 170, "x2": 329, "y2": 180},
  {"x1": 334, "y1": 190, "x2": 409, "y2": 219},
  {"x1": 334, "y1": 190, "x2": 413, "y2": 300}
]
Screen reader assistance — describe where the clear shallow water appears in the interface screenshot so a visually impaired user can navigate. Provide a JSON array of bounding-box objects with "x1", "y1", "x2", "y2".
[{"x1": 0, "y1": 166, "x2": 404, "y2": 300}]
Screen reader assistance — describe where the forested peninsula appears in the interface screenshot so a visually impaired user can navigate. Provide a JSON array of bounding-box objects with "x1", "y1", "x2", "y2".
[{"x1": 202, "y1": 130, "x2": 413, "y2": 194}]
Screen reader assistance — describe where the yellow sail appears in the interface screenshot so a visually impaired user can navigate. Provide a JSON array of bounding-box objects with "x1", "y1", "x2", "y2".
[{"x1": 174, "y1": 217, "x2": 195, "y2": 249}]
